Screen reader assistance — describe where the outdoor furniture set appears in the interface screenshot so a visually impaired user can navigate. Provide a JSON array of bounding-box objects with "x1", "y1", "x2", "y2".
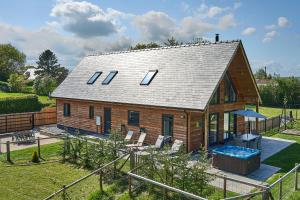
[{"x1": 12, "y1": 130, "x2": 36, "y2": 144}]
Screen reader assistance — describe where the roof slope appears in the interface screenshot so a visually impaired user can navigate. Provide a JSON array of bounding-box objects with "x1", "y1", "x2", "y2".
[{"x1": 52, "y1": 41, "x2": 240, "y2": 110}]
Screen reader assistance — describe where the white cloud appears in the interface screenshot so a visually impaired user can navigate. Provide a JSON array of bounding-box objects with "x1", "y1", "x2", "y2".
[
  {"x1": 262, "y1": 30, "x2": 278, "y2": 43},
  {"x1": 265, "y1": 24, "x2": 276, "y2": 30},
  {"x1": 233, "y1": 1, "x2": 242, "y2": 9},
  {"x1": 242, "y1": 27, "x2": 256, "y2": 36},
  {"x1": 207, "y1": 6, "x2": 224, "y2": 18},
  {"x1": 218, "y1": 14, "x2": 236, "y2": 29},
  {"x1": 0, "y1": 23, "x2": 132, "y2": 68},
  {"x1": 50, "y1": 0, "x2": 131, "y2": 38},
  {"x1": 133, "y1": 11, "x2": 175, "y2": 42},
  {"x1": 278, "y1": 16, "x2": 289, "y2": 28},
  {"x1": 181, "y1": 2, "x2": 190, "y2": 12}
]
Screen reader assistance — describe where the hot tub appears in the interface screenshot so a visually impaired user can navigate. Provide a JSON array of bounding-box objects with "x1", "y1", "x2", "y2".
[{"x1": 212, "y1": 145, "x2": 261, "y2": 175}]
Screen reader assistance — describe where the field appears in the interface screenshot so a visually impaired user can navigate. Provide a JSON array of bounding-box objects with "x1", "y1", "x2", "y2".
[
  {"x1": 0, "y1": 91, "x2": 56, "y2": 108},
  {"x1": 247, "y1": 104, "x2": 299, "y2": 118}
]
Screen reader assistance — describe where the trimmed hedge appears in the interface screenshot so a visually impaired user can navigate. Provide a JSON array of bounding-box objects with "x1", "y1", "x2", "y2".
[
  {"x1": 0, "y1": 81, "x2": 10, "y2": 92},
  {"x1": 0, "y1": 95, "x2": 42, "y2": 114}
]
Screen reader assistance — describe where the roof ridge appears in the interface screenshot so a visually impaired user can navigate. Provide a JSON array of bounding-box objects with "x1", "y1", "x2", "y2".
[{"x1": 87, "y1": 39, "x2": 241, "y2": 57}]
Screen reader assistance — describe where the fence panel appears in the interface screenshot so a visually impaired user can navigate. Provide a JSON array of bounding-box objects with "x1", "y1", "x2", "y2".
[{"x1": 0, "y1": 108, "x2": 56, "y2": 134}]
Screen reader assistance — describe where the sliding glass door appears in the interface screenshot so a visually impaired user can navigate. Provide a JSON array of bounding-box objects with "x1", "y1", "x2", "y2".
[
  {"x1": 209, "y1": 113, "x2": 219, "y2": 145},
  {"x1": 224, "y1": 111, "x2": 237, "y2": 140}
]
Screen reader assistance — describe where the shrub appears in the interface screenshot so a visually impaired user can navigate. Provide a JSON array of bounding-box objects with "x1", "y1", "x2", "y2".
[
  {"x1": 0, "y1": 81, "x2": 10, "y2": 92},
  {"x1": 33, "y1": 75, "x2": 57, "y2": 96},
  {"x1": 0, "y1": 95, "x2": 42, "y2": 114},
  {"x1": 31, "y1": 151, "x2": 40, "y2": 163},
  {"x1": 8, "y1": 73, "x2": 26, "y2": 92}
]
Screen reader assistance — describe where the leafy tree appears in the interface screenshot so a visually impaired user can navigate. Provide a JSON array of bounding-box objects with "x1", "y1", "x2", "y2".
[
  {"x1": 8, "y1": 73, "x2": 26, "y2": 92},
  {"x1": 255, "y1": 68, "x2": 267, "y2": 79},
  {"x1": 33, "y1": 75, "x2": 57, "y2": 95},
  {"x1": 56, "y1": 67, "x2": 69, "y2": 85},
  {"x1": 0, "y1": 44, "x2": 26, "y2": 81},
  {"x1": 164, "y1": 36, "x2": 182, "y2": 46},
  {"x1": 129, "y1": 42, "x2": 161, "y2": 50}
]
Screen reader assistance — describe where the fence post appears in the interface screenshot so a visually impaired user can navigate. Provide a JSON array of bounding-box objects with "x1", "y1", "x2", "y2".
[
  {"x1": 128, "y1": 174, "x2": 132, "y2": 197},
  {"x1": 32, "y1": 113, "x2": 35, "y2": 129},
  {"x1": 5, "y1": 116, "x2": 8, "y2": 133},
  {"x1": 99, "y1": 169, "x2": 103, "y2": 193},
  {"x1": 62, "y1": 185, "x2": 67, "y2": 200},
  {"x1": 6, "y1": 141, "x2": 11, "y2": 162},
  {"x1": 223, "y1": 176, "x2": 227, "y2": 198},
  {"x1": 279, "y1": 176, "x2": 282, "y2": 200},
  {"x1": 262, "y1": 187, "x2": 269, "y2": 200},
  {"x1": 265, "y1": 119, "x2": 267, "y2": 132},
  {"x1": 37, "y1": 137, "x2": 41, "y2": 158},
  {"x1": 295, "y1": 163, "x2": 299, "y2": 191},
  {"x1": 271, "y1": 117, "x2": 274, "y2": 130}
]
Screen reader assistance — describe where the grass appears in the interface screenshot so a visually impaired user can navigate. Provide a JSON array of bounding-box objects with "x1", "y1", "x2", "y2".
[
  {"x1": 246, "y1": 105, "x2": 299, "y2": 118},
  {"x1": 258, "y1": 120, "x2": 300, "y2": 199},
  {"x1": 0, "y1": 91, "x2": 56, "y2": 108}
]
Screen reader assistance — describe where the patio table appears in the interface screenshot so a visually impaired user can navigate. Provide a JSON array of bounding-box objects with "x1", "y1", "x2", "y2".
[{"x1": 241, "y1": 134, "x2": 259, "y2": 148}]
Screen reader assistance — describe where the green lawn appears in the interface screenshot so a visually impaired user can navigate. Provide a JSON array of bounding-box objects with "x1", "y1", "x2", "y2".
[
  {"x1": 247, "y1": 105, "x2": 299, "y2": 118},
  {"x1": 0, "y1": 91, "x2": 56, "y2": 108},
  {"x1": 260, "y1": 120, "x2": 300, "y2": 199}
]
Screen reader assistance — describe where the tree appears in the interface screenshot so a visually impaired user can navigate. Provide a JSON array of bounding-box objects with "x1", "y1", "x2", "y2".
[
  {"x1": 164, "y1": 37, "x2": 181, "y2": 46},
  {"x1": 8, "y1": 73, "x2": 26, "y2": 92},
  {"x1": 35, "y1": 49, "x2": 60, "y2": 77},
  {"x1": 255, "y1": 68, "x2": 267, "y2": 79},
  {"x1": 33, "y1": 75, "x2": 57, "y2": 96},
  {"x1": 56, "y1": 67, "x2": 69, "y2": 85},
  {"x1": 129, "y1": 42, "x2": 161, "y2": 50},
  {"x1": 0, "y1": 44, "x2": 26, "y2": 81}
]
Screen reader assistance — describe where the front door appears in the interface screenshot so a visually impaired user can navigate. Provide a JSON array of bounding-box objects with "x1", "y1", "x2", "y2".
[
  {"x1": 162, "y1": 114, "x2": 174, "y2": 137},
  {"x1": 209, "y1": 113, "x2": 219, "y2": 145},
  {"x1": 104, "y1": 108, "x2": 111, "y2": 134}
]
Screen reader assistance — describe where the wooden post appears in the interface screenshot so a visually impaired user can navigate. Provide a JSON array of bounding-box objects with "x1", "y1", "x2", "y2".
[
  {"x1": 128, "y1": 174, "x2": 132, "y2": 197},
  {"x1": 295, "y1": 163, "x2": 298, "y2": 191},
  {"x1": 223, "y1": 176, "x2": 227, "y2": 198},
  {"x1": 204, "y1": 106, "x2": 209, "y2": 149},
  {"x1": 37, "y1": 137, "x2": 41, "y2": 158},
  {"x1": 6, "y1": 141, "x2": 10, "y2": 162},
  {"x1": 256, "y1": 99, "x2": 259, "y2": 133},
  {"x1": 99, "y1": 169, "x2": 103, "y2": 193},
  {"x1": 5, "y1": 116, "x2": 8, "y2": 133},
  {"x1": 264, "y1": 119, "x2": 267, "y2": 132},
  {"x1": 62, "y1": 185, "x2": 66, "y2": 200},
  {"x1": 32, "y1": 113, "x2": 35, "y2": 129},
  {"x1": 279, "y1": 176, "x2": 282, "y2": 200}
]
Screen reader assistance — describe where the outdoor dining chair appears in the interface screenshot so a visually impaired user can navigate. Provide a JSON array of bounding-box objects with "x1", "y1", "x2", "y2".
[{"x1": 126, "y1": 132, "x2": 147, "y2": 149}]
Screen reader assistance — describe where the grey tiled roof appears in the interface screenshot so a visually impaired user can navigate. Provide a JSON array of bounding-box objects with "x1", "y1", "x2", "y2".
[{"x1": 52, "y1": 40, "x2": 240, "y2": 110}]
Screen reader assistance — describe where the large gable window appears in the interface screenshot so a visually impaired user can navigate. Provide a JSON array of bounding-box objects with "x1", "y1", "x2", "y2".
[
  {"x1": 210, "y1": 86, "x2": 220, "y2": 105},
  {"x1": 140, "y1": 70, "x2": 158, "y2": 85},
  {"x1": 224, "y1": 73, "x2": 237, "y2": 103},
  {"x1": 87, "y1": 72, "x2": 102, "y2": 84},
  {"x1": 102, "y1": 71, "x2": 118, "y2": 85},
  {"x1": 128, "y1": 110, "x2": 140, "y2": 126}
]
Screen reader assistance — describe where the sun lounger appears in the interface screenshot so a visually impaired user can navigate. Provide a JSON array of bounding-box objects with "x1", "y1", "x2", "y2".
[
  {"x1": 126, "y1": 132, "x2": 146, "y2": 149},
  {"x1": 124, "y1": 131, "x2": 134, "y2": 142},
  {"x1": 138, "y1": 135, "x2": 165, "y2": 151},
  {"x1": 167, "y1": 139, "x2": 184, "y2": 155}
]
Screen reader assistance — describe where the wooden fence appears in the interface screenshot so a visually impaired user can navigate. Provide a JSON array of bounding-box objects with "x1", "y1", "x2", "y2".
[
  {"x1": 244, "y1": 115, "x2": 282, "y2": 134},
  {"x1": 0, "y1": 108, "x2": 56, "y2": 134}
]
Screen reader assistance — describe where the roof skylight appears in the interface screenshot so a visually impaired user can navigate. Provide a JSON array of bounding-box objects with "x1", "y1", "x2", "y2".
[
  {"x1": 87, "y1": 72, "x2": 102, "y2": 84},
  {"x1": 140, "y1": 70, "x2": 158, "y2": 85},
  {"x1": 102, "y1": 71, "x2": 118, "y2": 85}
]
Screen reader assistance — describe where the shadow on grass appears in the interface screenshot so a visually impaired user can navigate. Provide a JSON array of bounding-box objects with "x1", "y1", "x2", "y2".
[{"x1": 263, "y1": 143, "x2": 300, "y2": 173}]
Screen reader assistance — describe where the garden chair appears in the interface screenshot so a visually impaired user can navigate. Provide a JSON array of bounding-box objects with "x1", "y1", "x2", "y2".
[
  {"x1": 124, "y1": 131, "x2": 134, "y2": 143},
  {"x1": 138, "y1": 135, "x2": 165, "y2": 151},
  {"x1": 167, "y1": 139, "x2": 184, "y2": 156},
  {"x1": 126, "y1": 132, "x2": 147, "y2": 149}
]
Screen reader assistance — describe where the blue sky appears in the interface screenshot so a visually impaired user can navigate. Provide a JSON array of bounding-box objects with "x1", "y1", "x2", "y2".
[{"x1": 0, "y1": 0, "x2": 299, "y2": 76}]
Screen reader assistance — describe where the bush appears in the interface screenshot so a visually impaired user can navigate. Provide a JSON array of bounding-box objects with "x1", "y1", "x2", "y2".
[
  {"x1": 34, "y1": 76, "x2": 57, "y2": 96},
  {"x1": 0, "y1": 81, "x2": 10, "y2": 92},
  {"x1": 0, "y1": 95, "x2": 42, "y2": 114},
  {"x1": 31, "y1": 151, "x2": 40, "y2": 163},
  {"x1": 8, "y1": 73, "x2": 26, "y2": 92}
]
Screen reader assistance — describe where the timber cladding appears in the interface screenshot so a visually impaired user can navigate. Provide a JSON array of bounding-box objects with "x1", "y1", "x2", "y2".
[{"x1": 57, "y1": 99, "x2": 191, "y2": 148}]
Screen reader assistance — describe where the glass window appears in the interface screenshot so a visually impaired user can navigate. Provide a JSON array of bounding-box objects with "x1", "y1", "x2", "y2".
[
  {"x1": 102, "y1": 71, "x2": 118, "y2": 85},
  {"x1": 87, "y1": 72, "x2": 102, "y2": 84},
  {"x1": 210, "y1": 86, "x2": 220, "y2": 105},
  {"x1": 162, "y1": 114, "x2": 173, "y2": 137},
  {"x1": 128, "y1": 110, "x2": 140, "y2": 126},
  {"x1": 140, "y1": 70, "x2": 158, "y2": 85},
  {"x1": 224, "y1": 111, "x2": 237, "y2": 140},
  {"x1": 63, "y1": 103, "x2": 71, "y2": 117},
  {"x1": 224, "y1": 74, "x2": 237, "y2": 103},
  {"x1": 209, "y1": 113, "x2": 218, "y2": 145},
  {"x1": 89, "y1": 106, "x2": 94, "y2": 119}
]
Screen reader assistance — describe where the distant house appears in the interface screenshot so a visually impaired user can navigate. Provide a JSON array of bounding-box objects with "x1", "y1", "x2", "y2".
[
  {"x1": 255, "y1": 79, "x2": 276, "y2": 87},
  {"x1": 24, "y1": 68, "x2": 37, "y2": 80},
  {"x1": 52, "y1": 39, "x2": 261, "y2": 152}
]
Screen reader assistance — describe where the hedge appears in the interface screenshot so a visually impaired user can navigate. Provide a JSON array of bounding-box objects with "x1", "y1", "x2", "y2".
[
  {"x1": 0, "y1": 81, "x2": 10, "y2": 92},
  {"x1": 0, "y1": 95, "x2": 42, "y2": 114}
]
